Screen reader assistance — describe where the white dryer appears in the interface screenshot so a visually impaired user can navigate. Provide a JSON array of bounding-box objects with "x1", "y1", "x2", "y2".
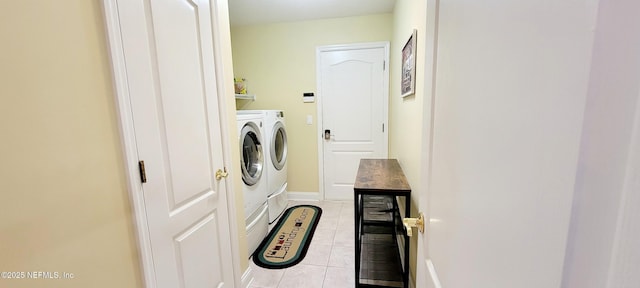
[
  {"x1": 263, "y1": 110, "x2": 288, "y2": 223},
  {"x1": 236, "y1": 111, "x2": 269, "y2": 257}
]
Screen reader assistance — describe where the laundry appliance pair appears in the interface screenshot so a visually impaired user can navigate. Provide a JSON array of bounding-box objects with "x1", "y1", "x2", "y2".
[{"x1": 236, "y1": 110, "x2": 288, "y2": 257}]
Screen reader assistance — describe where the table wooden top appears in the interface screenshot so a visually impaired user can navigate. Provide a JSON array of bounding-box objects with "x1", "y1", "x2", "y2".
[{"x1": 354, "y1": 159, "x2": 411, "y2": 194}]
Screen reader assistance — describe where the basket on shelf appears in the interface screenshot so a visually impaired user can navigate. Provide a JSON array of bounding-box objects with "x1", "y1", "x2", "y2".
[{"x1": 234, "y1": 77, "x2": 247, "y2": 94}]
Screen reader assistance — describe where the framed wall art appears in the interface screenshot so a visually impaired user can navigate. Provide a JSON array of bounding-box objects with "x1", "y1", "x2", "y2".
[{"x1": 401, "y1": 29, "x2": 417, "y2": 97}]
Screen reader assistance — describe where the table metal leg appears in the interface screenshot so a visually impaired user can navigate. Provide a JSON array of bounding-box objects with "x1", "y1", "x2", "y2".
[
  {"x1": 354, "y1": 193, "x2": 360, "y2": 288},
  {"x1": 404, "y1": 196, "x2": 410, "y2": 288}
]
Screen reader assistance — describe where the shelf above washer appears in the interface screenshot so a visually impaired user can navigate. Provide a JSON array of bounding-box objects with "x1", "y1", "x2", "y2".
[{"x1": 235, "y1": 94, "x2": 255, "y2": 101}]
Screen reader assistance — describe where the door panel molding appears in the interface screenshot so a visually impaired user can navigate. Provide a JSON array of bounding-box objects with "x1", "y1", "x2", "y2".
[
  {"x1": 606, "y1": 82, "x2": 640, "y2": 287},
  {"x1": 426, "y1": 259, "x2": 443, "y2": 288}
]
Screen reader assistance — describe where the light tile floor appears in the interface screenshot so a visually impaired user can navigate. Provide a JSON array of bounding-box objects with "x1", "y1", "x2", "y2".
[{"x1": 249, "y1": 200, "x2": 355, "y2": 288}]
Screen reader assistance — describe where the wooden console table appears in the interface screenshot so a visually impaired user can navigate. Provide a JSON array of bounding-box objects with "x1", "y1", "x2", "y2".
[{"x1": 354, "y1": 159, "x2": 411, "y2": 288}]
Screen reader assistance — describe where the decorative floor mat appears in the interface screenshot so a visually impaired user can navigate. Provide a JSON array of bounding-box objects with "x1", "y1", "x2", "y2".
[{"x1": 252, "y1": 205, "x2": 322, "y2": 269}]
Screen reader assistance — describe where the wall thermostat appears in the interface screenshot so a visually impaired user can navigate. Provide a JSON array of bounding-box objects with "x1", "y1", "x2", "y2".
[{"x1": 303, "y1": 92, "x2": 315, "y2": 103}]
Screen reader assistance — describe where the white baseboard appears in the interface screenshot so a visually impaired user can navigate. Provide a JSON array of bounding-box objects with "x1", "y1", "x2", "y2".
[
  {"x1": 241, "y1": 265, "x2": 253, "y2": 288},
  {"x1": 287, "y1": 191, "x2": 320, "y2": 201}
]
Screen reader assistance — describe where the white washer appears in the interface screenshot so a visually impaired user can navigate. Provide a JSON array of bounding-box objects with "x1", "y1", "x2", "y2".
[
  {"x1": 263, "y1": 110, "x2": 288, "y2": 223},
  {"x1": 236, "y1": 111, "x2": 269, "y2": 257}
]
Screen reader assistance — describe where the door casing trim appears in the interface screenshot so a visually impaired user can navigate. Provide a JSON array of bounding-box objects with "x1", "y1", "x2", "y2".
[{"x1": 102, "y1": 0, "x2": 155, "y2": 286}]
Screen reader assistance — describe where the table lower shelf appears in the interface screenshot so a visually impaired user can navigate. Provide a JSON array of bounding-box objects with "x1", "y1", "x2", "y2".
[{"x1": 358, "y1": 233, "x2": 404, "y2": 288}]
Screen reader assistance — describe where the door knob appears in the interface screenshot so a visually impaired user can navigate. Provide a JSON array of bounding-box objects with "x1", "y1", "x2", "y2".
[
  {"x1": 215, "y1": 168, "x2": 228, "y2": 180},
  {"x1": 402, "y1": 212, "x2": 425, "y2": 237}
]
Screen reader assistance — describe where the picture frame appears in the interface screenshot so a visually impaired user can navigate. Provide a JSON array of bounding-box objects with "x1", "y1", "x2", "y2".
[{"x1": 401, "y1": 29, "x2": 417, "y2": 97}]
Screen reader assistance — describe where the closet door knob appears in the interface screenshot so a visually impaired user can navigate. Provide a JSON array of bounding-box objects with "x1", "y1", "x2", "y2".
[
  {"x1": 402, "y1": 212, "x2": 425, "y2": 237},
  {"x1": 215, "y1": 168, "x2": 228, "y2": 181}
]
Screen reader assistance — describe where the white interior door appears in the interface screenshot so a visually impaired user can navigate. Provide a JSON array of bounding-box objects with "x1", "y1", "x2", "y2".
[
  {"x1": 113, "y1": 0, "x2": 236, "y2": 287},
  {"x1": 416, "y1": 0, "x2": 596, "y2": 287},
  {"x1": 415, "y1": 1, "x2": 440, "y2": 287},
  {"x1": 318, "y1": 43, "x2": 389, "y2": 200}
]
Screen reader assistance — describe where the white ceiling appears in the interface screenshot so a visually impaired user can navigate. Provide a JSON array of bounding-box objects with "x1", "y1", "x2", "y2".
[{"x1": 228, "y1": 0, "x2": 396, "y2": 27}]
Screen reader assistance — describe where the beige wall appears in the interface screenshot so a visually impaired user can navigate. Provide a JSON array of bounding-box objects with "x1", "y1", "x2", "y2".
[
  {"x1": 389, "y1": 0, "x2": 427, "y2": 184},
  {"x1": 0, "y1": 1, "x2": 142, "y2": 287},
  {"x1": 231, "y1": 14, "x2": 393, "y2": 194},
  {"x1": 388, "y1": 0, "x2": 427, "y2": 285}
]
